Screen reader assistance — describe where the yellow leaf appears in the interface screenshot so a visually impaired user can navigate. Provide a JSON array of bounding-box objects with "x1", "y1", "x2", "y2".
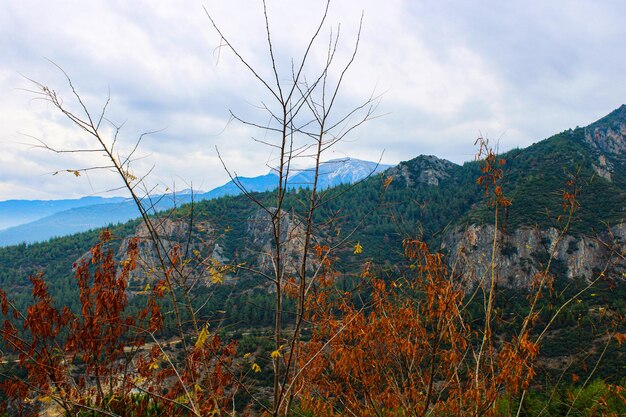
[
  {"x1": 40, "y1": 395, "x2": 52, "y2": 404},
  {"x1": 122, "y1": 169, "x2": 137, "y2": 181},
  {"x1": 208, "y1": 258, "x2": 224, "y2": 284},
  {"x1": 174, "y1": 394, "x2": 189, "y2": 404},
  {"x1": 251, "y1": 363, "x2": 261, "y2": 373},
  {"x1": 270, "y1": 345, "x2": 284, "y2": 359},
  {"x1": 149, "y1": 361, "x2": 159, "y2": 370},
  {"x1": 383, "y1": 175, "x2": 393, "y2": 188},
  {"x1": 155, "y1": 281, "x2": 169, "y2": 293},
  {"x1": 354, "y1": 241, "x2": 363, "y2": 255},
  {"x1": 243, "y1": 353, "x2": 251, "y2": 359},
  {"x1": 195, "y1": 324, "x2": 209, "y2": 349},
  {"x1": 210, "y1": 268, "x2": 223, "y2": 284},
  {"x1": 142, "y1": 283, "x2": 151, "y2": 292}
]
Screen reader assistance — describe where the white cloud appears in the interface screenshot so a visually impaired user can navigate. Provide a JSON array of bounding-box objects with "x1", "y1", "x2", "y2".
[{"x1": 1, "y1": 0, "x2": 625, "y2": 200}]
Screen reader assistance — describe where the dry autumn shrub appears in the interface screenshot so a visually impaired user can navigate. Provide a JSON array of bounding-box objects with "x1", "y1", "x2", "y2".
[
  {"x1": 0, "y1": 229, "x2": 241, "y2": 417},
  {"x1": 297, "y1": 238, "x2": 540, "y2": 417}
]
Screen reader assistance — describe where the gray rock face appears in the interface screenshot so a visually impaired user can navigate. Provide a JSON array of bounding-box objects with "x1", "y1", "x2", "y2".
[
  {"x1": 245, "y1": 208, "x2": 309, "y2": 277},
  {"x1": 592, "y1": 154, "x2": 614, "y2": 181},
  {"x1": 442, "y1": 223, "x2": 626, "y2": 288},
  {"x1": 389, "y1": 155, "x2": 457, "y2": 187},
  {"x1": 583, "y1": 109, "x2": 626, "y2": 181},
  {"x1": 101, "y1": 218, "x2": 223, "y2": 286},
  {"x1": 585, "y1": 124, "x2": 626, "y2": 157}
]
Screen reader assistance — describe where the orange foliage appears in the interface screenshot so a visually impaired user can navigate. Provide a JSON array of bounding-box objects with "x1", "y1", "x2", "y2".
[
  {"x1": 0, "y1": 230, "x2": 239, "y2": 416},
  {"x1": 297, "y1": 239, "x2": 541, "y2": 417},
  {"x1": 0, "y1": 230, "x2": 162, "y2": 415}
]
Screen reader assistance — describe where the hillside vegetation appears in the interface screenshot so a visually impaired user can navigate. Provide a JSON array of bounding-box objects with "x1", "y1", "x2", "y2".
[{"x1": 0, "y1": 106, "x2": 624, "y2": 415}]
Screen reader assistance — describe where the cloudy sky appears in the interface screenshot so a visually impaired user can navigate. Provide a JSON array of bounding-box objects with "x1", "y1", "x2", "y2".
[{"x1": 1, "y1": 0, "x2": 625, "y2": 200}]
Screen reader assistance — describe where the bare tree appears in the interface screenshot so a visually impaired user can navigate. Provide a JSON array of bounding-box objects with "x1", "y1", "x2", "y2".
[{"x1": 205, "y1": 0, "x2": 380, "y2": 414}]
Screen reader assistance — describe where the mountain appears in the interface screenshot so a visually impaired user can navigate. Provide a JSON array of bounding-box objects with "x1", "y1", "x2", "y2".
[
  {"x1": 202, "y1": 158, "x2": 391, "y2": 198},
  {"x1": 2, "y1": 107, "x2": 624, "y2": 287},
  {"x1": 0, "y1": 192, "x2": 194, "y2": 247},
  {"x1": 0, "y1": 158, "x2": 391, "y2": 246},
  {"x1": 287, "y1": 158, "x2": 392, "y2": 189},
  {"x1": 3, "y1": 105, "x2": 625, "y2": 282},
  {"x1": 0, "y1": 200, "x2": 140, "y2": 246},
  {"x1": 0, "y1": 105, "x2": 624, "y2": 382},
  {"x1": 0, "y1": 196, "x2": 127, "y2": 230},
  {"x1": 202, "y1": 173, "x2": 279, "y2": 199}
]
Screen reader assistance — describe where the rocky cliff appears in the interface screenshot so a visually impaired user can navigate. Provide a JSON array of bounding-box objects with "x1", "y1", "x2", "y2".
[
  {"x1": 443, "y1": 222, "x2": 626, "y2": 288},
  {"x1": 584, "y1": 104, "x2": 626, "y2": 181},
  {"x1": 388, "y1": 155, "x2": 457, "y2": 187}
]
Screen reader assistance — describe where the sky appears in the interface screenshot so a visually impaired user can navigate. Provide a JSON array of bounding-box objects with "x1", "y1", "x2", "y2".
[{"x1": 1, "y1": 0, "x2": 625, "y2": 201}]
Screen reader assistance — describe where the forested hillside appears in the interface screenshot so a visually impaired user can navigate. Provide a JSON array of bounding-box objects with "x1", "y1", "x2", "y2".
[
  {"x1": 1, "y1": 107, "x2": 624, "y2": 358},
  {"x1": 1, "y1": 106, "x2": 625, "y2": 416}
]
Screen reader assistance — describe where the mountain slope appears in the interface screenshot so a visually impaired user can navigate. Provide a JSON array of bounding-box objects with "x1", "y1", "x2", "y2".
[
  {"x1": 0, "y1": 158, "x2": 390, "y2": 246},
  {"x1": 463, "y1": 110, "x2": 626, "y2": 232},
  {"x1": 0, "y1": 196, "x2": 127, "y2": 230},
  {"x1": 0, "y1": 106, "x2": 624, "y2": 302}
]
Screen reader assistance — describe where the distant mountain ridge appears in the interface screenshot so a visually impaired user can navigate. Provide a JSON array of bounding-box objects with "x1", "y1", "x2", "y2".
[
  {"x1": 0, "y1": 158, "x2": 391, "y2": 246},
  {"x1": 203, "y1": 158, "x2": 392, "y2": 198},
  {"x1": 0, "y1": 196, "x2": 128, "y2": 230},
  {"x1": 4, "y1": 101, "x2": 626, "y2": 249}
]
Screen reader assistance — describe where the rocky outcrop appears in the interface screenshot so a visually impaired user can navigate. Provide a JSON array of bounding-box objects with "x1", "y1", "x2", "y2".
[
  {"x1": 389, "y1": 155, "x2": 456, "y2": 187},
  {"x1": 71, "y1": 208, "x2": 319, "y2": 290},
  {"x1": 583, "y1": 106, "x2": 626, "y2": 180},
  {"x1": 108, "y1": 218, "x2": 223, "y2": 286},
  {"x1": 585, "y1": 124, "x2": 626, "y2": 157},
  {"x1": 442, "y1": 223, "x2": 626, "y2": 288},
  {"x1": 245, "y1": 208, "x2": 309, "y2": 276}
]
